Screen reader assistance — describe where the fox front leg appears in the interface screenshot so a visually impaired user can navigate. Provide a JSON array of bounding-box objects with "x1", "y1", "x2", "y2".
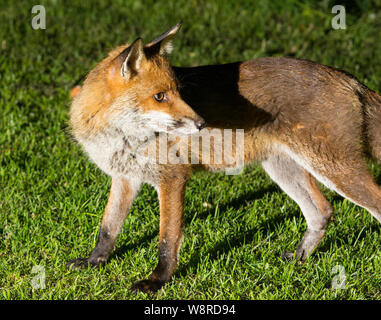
[
  {"x1": 131, "y1": 168, "x2": 189, "y2": 293},
  {"x1": 67, "y1": 177, "x2": 140, "y2": 268}
]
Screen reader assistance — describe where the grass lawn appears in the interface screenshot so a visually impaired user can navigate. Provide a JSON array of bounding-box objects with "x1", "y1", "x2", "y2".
[{"x1": 0, "y1": 0, "x2": 380, "y2": 299}]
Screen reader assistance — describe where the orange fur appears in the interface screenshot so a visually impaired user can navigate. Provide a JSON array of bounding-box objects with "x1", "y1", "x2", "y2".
[{"x1": 67, "y1": 23, "x2": 381, "y2": 293}]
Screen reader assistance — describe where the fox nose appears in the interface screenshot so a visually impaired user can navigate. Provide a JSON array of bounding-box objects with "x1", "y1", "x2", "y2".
[{"x1": 195, "y1": 119, "x2": 206, "y2": 130}]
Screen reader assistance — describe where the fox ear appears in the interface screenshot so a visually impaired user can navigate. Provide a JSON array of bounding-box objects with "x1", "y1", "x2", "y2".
[
  {"x1": 114, "y1": 38, "x2": 146, "y2": 79},
  {"x1": 144, "y1": 22, "x2": 182, "y2": 57}
]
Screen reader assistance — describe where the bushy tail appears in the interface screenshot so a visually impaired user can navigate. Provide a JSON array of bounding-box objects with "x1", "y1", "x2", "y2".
[{"x1": 362, "y1": 86, "x2": 381, "y2": 162}]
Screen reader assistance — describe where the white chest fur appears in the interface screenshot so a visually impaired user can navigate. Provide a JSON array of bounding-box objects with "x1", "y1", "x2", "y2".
[{"x1": 79, "y1": 131, "x2": 160, "y2": 186}]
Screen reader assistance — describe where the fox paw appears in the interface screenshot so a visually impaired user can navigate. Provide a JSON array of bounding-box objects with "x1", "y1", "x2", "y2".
[
  {"x1": 66, "y1": 257, "x2": 102, "y2": 269},
  {"x1": 282, "y1": 250, "x2": 306, "y2": 264},
  {"x1": 66, "y1": 257, "x2": 91, "y2": 269},
  {"x1": 130, "y1": 279, "x2": 164, "y2": 293}
]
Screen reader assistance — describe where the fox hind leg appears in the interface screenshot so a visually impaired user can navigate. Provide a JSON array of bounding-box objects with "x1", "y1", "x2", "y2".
[
  {"x1": 262, "y1": 154, "x2": 333, "y2": 261},
  {"x1": 275, "y1": 145, "x2": 381, "y2": 261},
  {"x1": 283, "y1": 143, "x2": 381, "y2": 224}
]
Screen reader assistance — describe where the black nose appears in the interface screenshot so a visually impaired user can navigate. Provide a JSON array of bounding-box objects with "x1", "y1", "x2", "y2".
[{"x1": 196, "y1": 119, "x2": 206, "y2": 130}]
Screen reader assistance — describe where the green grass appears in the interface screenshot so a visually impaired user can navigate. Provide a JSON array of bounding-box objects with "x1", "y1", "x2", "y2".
[{"x1": 1, "y1": 0, "x2": 381, "y2": 300}]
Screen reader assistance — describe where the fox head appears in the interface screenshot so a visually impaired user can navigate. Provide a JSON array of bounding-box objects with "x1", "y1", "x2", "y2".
[{"x1": 70, "y1": 23, "x2": 205, "y2": 140}]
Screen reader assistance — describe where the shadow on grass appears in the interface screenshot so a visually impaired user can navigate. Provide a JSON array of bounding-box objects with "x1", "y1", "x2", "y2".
[
  {"x1": 111, "y1": 184, "x2": 293, "y2": 274},
  {"x1": 176, "y1": 181, "x2": 381, "y2": 276},
  {"x1": 110, "y1": 177, "x2": 379, "y2": 276},
  {"x1": 111, "y1": 230, "x2": 158, "y2": 259},
  {"x1": 186, "y1": 184, "x2": 280, "y2": 223},
  {"x1": 176, "y1": 213, "x2": 284, "y2": 278},
  {"x1": 112, "y1": 185, "x2": 280, "y2": 258}
]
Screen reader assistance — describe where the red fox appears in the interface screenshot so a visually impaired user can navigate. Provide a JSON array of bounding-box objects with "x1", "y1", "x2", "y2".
[{"x1": 68, "y1": 23, "x2": 381, "y2": 293}]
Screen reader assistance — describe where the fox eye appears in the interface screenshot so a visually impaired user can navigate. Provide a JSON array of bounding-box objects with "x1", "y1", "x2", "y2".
[{"x1": 153, "y1": 92, "x2": 167, "y2": 103}]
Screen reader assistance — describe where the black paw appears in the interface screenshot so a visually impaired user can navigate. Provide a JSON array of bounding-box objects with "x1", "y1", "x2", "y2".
[
  {"x1": 66, "y1": 257, "x2": 91, "y2": 269},
  {"x1": 130, "y1": 279, "x2": 165, "y2": 293},
  {"x1": 282, "y1": 250, "x2": 306, "y2": 264},
  {"x1": 66, "y1": 257, "x2": 100, "y2": 269}
]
